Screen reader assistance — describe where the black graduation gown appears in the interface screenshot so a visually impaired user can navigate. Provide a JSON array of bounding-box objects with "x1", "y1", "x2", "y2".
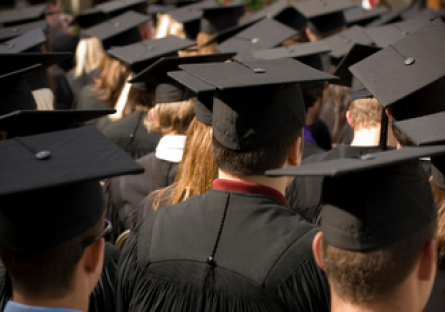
[
  {"x1": 423, "y1": 268, "x2": 445, "y2": 312},
  {"x1": 104, "y1": 152, "x2": 179, "y2": 244},
  {"x1": 67, "y1": 68, "x2": 99, "y2": 97},
  {"x1": 303, "y1": 139, "x2": 326, "y2": 159},
  {"x1": 101, "y1": 112, "x2": 163, "y2": 160},
  {"x1": 49, "y1": 67, "x2": 74, "y2": 110},
  {"x1": 73, "y1": 86, "x2": 112, "y2": 130},
  {"x1": 0, "y1": 243, "x2": 119, "y2": 312},
  {"x1": 310, "y1": 119, "x2": 332, "y2": 151},
  {"x1": 117, "y1": 189, "x2": 330, "y2": 312},
  {"x1": 286, "y1": 144, "x2": 384, "y2": 224}
]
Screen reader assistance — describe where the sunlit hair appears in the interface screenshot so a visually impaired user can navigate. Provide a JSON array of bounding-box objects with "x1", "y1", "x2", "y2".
[
  {"x1": 281, "y1": 32, "x2": 309, "y2": 46},
  {"x1": 196, "y1": 32, "x2": 218, "y2": 55},
  {"x1": 155, "y1": 14, "x2": 186, "y2": 38},
  {"x1": 349, "y1": 97, "x2": 382, "y2": 129},
  {"x1": 323, "y1": 84, "x2": 351, "y2": 143},
  {"x1": 74, "y1": 38, "x2": 104, "y2": 78},
  {"x1": 92, "y1": 55, "x2": 130, "y2": 108},
  {"x1": 152, "y1": 117, "x2": 217, "y2": 211},
  {"x1": 145, "y1": 98, "x2": 195, "y2": 135},
  {"x1": 32, "y1": 89, "x2": 54, "y2": 110}
]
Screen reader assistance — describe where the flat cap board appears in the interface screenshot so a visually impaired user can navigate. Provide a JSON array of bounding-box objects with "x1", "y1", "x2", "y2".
[
  {"x1": 179, "y1": 58, "x2": 338, "y2": 90},
  {"x1": 167, "y1": 70, "x2": 215, "y2": 93},
  {"x1": 293, "y1": 0, "x2": 357, "y2": 18},
  {"x1": 0, "y1": 53, "x2": 71, "y2": 76},
  {"x1": 81, "y1": 11, "x2": 150, "y2": 42},
  {"x1": 0, "y1": 127, "x2": 144, "y2": 196},
  {"x1": 393, "y1": 112, "x2": 445, "y2": 146},
  {"x1": 0, "y1": 4, "x2": 46, "y2": 26},
  {"x1": 0, "y1": 110, "x2": 116, "y2": 136},
  {"x1": 265, "y1": 145, "x2": 445, "y2": 176},
  {"x1": 70, "y1": 8, "x2": 108, "y2": 29},
  {"x1": 216, "y1": 18, "x2": 297, "y2": 61},
  {"x1": 0, "y1": 28, "x2": 46, "y2": 54},
  {"x1": 350, "y1": 19, "x2": 445, "y2": 108},
  {"x1": 252, "y1": 41, "x2": 331, "y2": 60},
  {"x1": 168, "y1": 0, "x2": 218, "y2": 23},
  {"x1": 96, "y1": 0, "x2": 147, "y2": 14},
  {"x1": 365, "y1": 18, "x2": 431, "y2": 47},
  {"x1": 323, "y1": 25, "x2": 374, "y2": 59},
  {"x1": 200, "y1": 4, "x2": 245, "y2": 34},
  {"x1": 365, "y1": 7, "x2": 405, "y2": 27},
  {"x1": 0, "y1": 20, "x2": 47, "y2": 43},
  {"x1": 242, "y1": 0, "x2": 290, "y2": 22},
  {"x1": 200, "y1": 19, "x2": 261, "y2": 47},
  {"x1": 345, "y1": 6, "x2": 389, "y2": 26}
]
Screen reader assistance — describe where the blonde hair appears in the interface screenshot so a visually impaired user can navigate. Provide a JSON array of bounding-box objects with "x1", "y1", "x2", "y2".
[
  {"x1": 155, "y1": 14, "x2": 186, "y2": 39},
  {"x1": 32, "y1": 89, "x2": 54, "y2": 110},
  {"x1": 74, "y1": 37, "x2": 104, "y2": 78},
  {"x1": 349, "y1": 97, "x2": 382, "y2": 129},
  {"x1": 145, "y1": 99, "x2": 195, "y2": 135},
  {"x1": 281, "y1": 33, "x2": 309, "y2": 46},
  {"x1": 196, "y1": 32, "x2": 218, "y2": 55},
  {"x1": 152, "y1": 117, "x2": 218, "y2": 211}
]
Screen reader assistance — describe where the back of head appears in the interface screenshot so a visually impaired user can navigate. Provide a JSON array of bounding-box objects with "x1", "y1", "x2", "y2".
[
  {"x1": 146, "y1": 98, "x2": 195, "y2": 135},
  {"x1": 74, "y1": 37, "x2": 105, "y2": 78},
  {"x1": 349, "y1": 97, "x2": 382, "y2": 130}
]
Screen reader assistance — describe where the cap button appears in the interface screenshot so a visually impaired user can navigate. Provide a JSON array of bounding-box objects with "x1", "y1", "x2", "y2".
[
  {"x1": 35, "y1": 151, "x2": 51, "y2": 160},
  {"x1": 253, "y1": 68, "x2": 266, "y2": 73},
  {"x1": 7, "y1": 43, "x2": 14, "y2": 49},
  {"x1": 206, "y1": 256, "x2": 214, "y2": 264},
  {"x1": 12, "y1": 27, "x2": 19, "y2": 32},
  {"x1": 321, "y1": 1, "x2": 327, "y2": 6},
  {"x1": 402, "y1": 30, "x2": 409, "y2": 36},
  {"x1": 251, "y1": 38, "x2": 259, "y2": 44},
  {"x1": 114, "y1": 22, "x2": 120, "y2": 27},
  {"x1": 404, "y1": 57, "x2": 415, "y2": 65},
  {"x1": 359, "y1": 154, "x2": 376, "y2": 160},
  {"x1": 344, "y1": 38, "x2": 351, "y2": 43},
  {"x1": 147, "y1": 45, "x2": 154, "y2": 50},
  {"x1": 129, "y1": 133, "x2": 134, "y2": 137}
]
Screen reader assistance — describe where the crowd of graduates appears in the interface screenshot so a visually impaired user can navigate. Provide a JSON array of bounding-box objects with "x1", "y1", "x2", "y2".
[{"x1": 0, "y1": 0, "x2": 445, "y2": 311}]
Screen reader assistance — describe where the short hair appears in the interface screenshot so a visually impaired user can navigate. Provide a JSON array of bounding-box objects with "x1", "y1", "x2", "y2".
[
  {"x1": 302, "y1": 83, "x2": 324, "y2": 112},
  {"x1": 322, "y1": 219, "x2": 438, "y2": 305},
  {"x1": 0, "y1": 214, "x2": 105, "y2": 300},
  {"x1": 349, "y1": 97, "x2": 382, "y2": 129},
  {"x1": 212, "y1": 128, "x2": 303, "y2": 176},
  {"x1": 391, "y1": 121, "x2": 415, "y2": 147}
]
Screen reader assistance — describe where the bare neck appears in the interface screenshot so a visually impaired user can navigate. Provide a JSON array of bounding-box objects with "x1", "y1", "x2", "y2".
[{"x1": 351, "y1": 126, "x2": 381, "y2": 147}]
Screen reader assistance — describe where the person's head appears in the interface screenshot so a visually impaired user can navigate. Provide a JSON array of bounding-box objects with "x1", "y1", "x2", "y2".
[
  {"x1": 146, "y1": 98, "x2": 195, "y2": 135},
  {"x1": 306, "y1": 25, "x2": 346, "y2": 42},
  {"x1": 346, "y1": 97, "x2": 382, "y2": 130},
  {"x1": 45, "y1": 0, "x2": 63, "y2": 29},
  {"x1": 196, "y1": 32, "x2": 218, "y2": 55},
  {"x1": 155, "y1": 14, "x2": 186, "y2": 39},
  {"x1": 74, "y1": 38, "x2": 105, "y2": 78},
  {"x1": 111, "y1": 82, "x2": 155, "y2": 121}
]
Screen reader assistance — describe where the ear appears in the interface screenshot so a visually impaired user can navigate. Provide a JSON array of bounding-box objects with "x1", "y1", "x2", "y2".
[
  {"x1": 418, "y1": 240, "x2": 437, "y2": 282},
  {"x1": 312, "y1": 232, "x2": 325, "y2": 270},
  {"x1": 82, "y1": 238, "x2": 105, "y2": 275},
  {"x1": 287, "y1": 136, "x2": 302, "y2": 167},
  {"x1": 385, "y1": 108, "x2": 392, "y2": 119},
  {"x1": 346, "y1": 110, "x2": 354, "y2": 129}
]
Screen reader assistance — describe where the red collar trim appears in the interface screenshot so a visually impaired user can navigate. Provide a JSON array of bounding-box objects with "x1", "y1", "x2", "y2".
[{"x1": 212, "y1": 179, "x2": 287, "y2": 206}]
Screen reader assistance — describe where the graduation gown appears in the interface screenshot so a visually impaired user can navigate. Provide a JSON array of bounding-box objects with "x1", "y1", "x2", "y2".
[
  {"x1": 104, "y1": 153, "x2": 179, "y2": 244},
  {"x1": 423, "y1": 268, "x2": 445, "y2": 312},
  {"x1": 101, "y1": 112, "x2": 163, "y2": 160},
  {"x1": 286, "y1": 144, "x2": 384, "y2": 224},
  {"x1": 73, "y1": 86, "x2": 112, "y2": 130},
  {"x1": 303, "y1": 139, "x2": 326, "y2": 159},
  {"x1": 310, "y1": 119, "x2": 332, "y2": 151},
  {"x1": 49, "y1": 67, "x2": 74, "y2": 110},
  {"x1": 67, "y1": 68, "x2": 99, "y2": 97},
  {"x1": 117, "y1": 180, "x2": 330, "y2": 312}
]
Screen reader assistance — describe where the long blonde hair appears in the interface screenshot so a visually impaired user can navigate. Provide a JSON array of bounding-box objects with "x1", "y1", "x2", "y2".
[
  {"x1": 152, "y1": 117, "x2": 218, "y2": 210},
  {"x1": 155, "y1": 14, "x2": 186, "y2": 39},
  {"x1": 74, "y1": 37, "x2": 104, "y2": 78},
  {"x1": 32, "y1": 89, "x2": 54, "y2": 110}
]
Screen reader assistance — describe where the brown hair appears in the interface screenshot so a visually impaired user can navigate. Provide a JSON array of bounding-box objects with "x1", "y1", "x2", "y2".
[
  {"x1": 196, "y1": 32, "x2": 218, "y2": 55},
  {"x1": 436, "y1": 199, "x2": 445, "y2": 268},
  {"x1": 123, "y1": 86, "x2": 155, "y2": 117},
  {"x1": 281, "y1": 32, "x2": 309, "y2": 46},
  {"x1": 0, "y1": 214, "x2": 105, "y2": 300},
  {"x1": 213, "y1": 128, "x2": 303, "y2": 176},
  {"x1": 322, "y1": 220, "x2": 438, "y2": 305},
  {"x1": 391, "y1": 121, "x2": 415, "y2": 147},
  {"x1": 93, "y1": 55, "x2": 130, "y2": 108},
  {"x1": 349, "y1": 97, "x2": 383, "y2": 129},
  {"x1": 145, "y1": 99, "x2": 195, "y2": 135},
  {"x1": 323, "y1": 84, "x2": 351, "y2": 144},
  {"x1": 306, "y1": 25, "x2": 346, "y2": 42},
  {"x1": 152, "y1": 118, "x2": 217, "y2": 211}
]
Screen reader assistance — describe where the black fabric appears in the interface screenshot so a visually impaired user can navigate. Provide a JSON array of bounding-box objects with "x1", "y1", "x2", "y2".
[
  {"x1": 104, "y1": 152, "x2": 179, "y2": 244},
  {"x1": 155, "y1": 79, "x2": 190, "y2": 103},
  {"x1": 50, "y1": 30, "x2": 79, "y2": 73},
  {"x1": 393, "y1": 112, "x2": 445, "y2": 146},
  {"x1": 285, "y1": 144, "x2": 384, "y2": 224},
  {"x1": 24, "y1": 67, "x2": 50, "y2": 90},
  {"x1": 73, "y1": 86, "x2": 112, "y2": 130},
  {"x1": 423, "y1": 268, "x2": 445, "y2": 312},
  {"x1": 195, "y1": 98, "x2": 213, "y2": 126},
  {"x1": 350, "y1": 77, "x2": 373, "y2": 102},
  {"x1": 67, "y1": 68, "x2": 100, "y2": 97},
  {"x1": 49, "y1": 67, "x2": 74, "y2": 110},
  {"x1": 303, "y1": 139, "x2": 325, "y2": 159},
  {"x1": 133, "y1": 185, "x2": 175, "y2": 227},
  {"x1": 200, "y1": 5, "x2": 245, "y2": 35},
  {"x1": 307, "y1": 12, "x2": 346, "y2": 34},
  {"x1": 345, "y1": 7, "x2": 388, "y2": 27},
  {"x1": 0, "y1": 20, "x2": 47, "y2": 43},
  {"x1": 0, "y1": 4, "x2": 46, "y2": 27},
  {"x1": 0, "y1": 28, "x2": 45, "y2": 54},
  {"x1": 102, "y1": 111, "x2": 162, "y2": 160},
  {"x1": 310, "y1": 119, "x2": 332, "y2": 151},
  {"x1": 117, "y1": 189, "x2": 330, "y2": 312},
  {"x1": 0, "y1": 78, "x2": 37, "y2": 116}
]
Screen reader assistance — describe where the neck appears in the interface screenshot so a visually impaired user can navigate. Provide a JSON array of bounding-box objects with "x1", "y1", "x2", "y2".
[
  {"x1": 218, "y1": 170, "x2": 288, "y2": 196},
  {"x1": 13, "y1": 288, "x2": 88, "y2": 312},
  {"x1": 350, "y1": 126, "x2": 381, "y2": 147}
]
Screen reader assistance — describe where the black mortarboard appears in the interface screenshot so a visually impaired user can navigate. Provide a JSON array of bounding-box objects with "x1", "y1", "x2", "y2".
[
  {"x1": 241, "y1": 0, "x2": 307, "y2": 30},
  {"x1": 107, "y1": 35, "x2": 195, "y2": 74},
  {"x1": 200, "y1": 19, "x2": 260, "y2": 47},
  {"x1": 71, "y1": 8, "x2": 109, "y2": 29},
  {"x1": 81, "y1": 11, "x2": 150, "y2": 49},
  {"x1": 168, "y1": 70, "x2": 215, "y2": 125},
  {"x1": 265, "y1": 145, "x2": 445, "y2": 251},
  {"x1": 393, "y1": 112, "x2": 445, "y2": 147},
  {"x1": 350, "y1": 19, "x2": 445, "y2": 121},
  {"x1": 365, "y1": 18, "x2": 431, "y2": 48},
  {"x1": 345, "y1": 6, "x2": 389, "y2": 27},
  {"x1": 50, "y1": 31, "x2": 80, "y2": 72},
  {"x1": 365, "y1": 7, "x2": 406, "y2": 27},
  {"x1": 200, "y1": 4, "x2": 245, "y2": 35},
  {"x1": 216, "y1": 18, "x2": 298, "y2": 61},
  {"x1": 96, "y1": 0, "x2": 148, "y2": 15},
  {"x1": 332, "y1": 44, "x2": 380, "y2": 101},
  {"x1": 0, "y1": 28, "x2": 46, "y2": 54},
  {"x1": 0, "y1": 4, "x2": 46, "y2": 27},
  {"x1": 0, "y1": 127, "x2": 143, "y2": 254},
  {"x1": 130, "y1": 53, "x2": 235, "y2": 103},
  {"x1": 294, "y1": 0, "x2": 357, "y2": 34},
  {"x1": 323, "y1": 25, "x2": 374, "y2": 61},
  {"x1": 0, "y1": 109, "x2": 116, "y2": 137},
  {"x1": 180, "y1": 58, "x2": 337, "y2": 150},
  {"x1": 0, "y1": 20, "x2": 47, "y2": 43}
]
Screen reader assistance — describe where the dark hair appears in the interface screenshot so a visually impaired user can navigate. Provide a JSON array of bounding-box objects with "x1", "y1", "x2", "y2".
[
  {"x1": 0, "y1": 214, "x2": 105, "y2": 300},
  {"x1": 302, "y1": 83, "x2": 324, "y2": 112},
  {"x1": 391, "y1": 122, "x2": 415, "y2": 147},
  {"x1": 212, "y1": 128, "x2": 303, "y2": 176},
  {"x1": 322, "y1": 219, "x2": 438, "y2": 305}
]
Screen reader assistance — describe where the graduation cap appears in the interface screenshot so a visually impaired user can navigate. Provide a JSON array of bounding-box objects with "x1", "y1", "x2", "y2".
[
  {"x1": 0, "y1": 28, "x2": 46, "y2": 54},
  {"x1": 293, "y1": 0, "x2": 357, "y2": 34},
  {"x1": 265, "y1": 145, "x2": 444, "y2": 251},
  {"x1": 365, "y1": 7, "x2": 406, "y2": 27},
  {"x1": 200, "y1": 4, "x2": 245, "y2": 35},
  {"x1": 130, "y1": 53, "x2": 235, "y2": 103},
  {"x1": 365, "y1": 18, "x2": 431, "y2": 48},
  {"x1": 0, "y1": 4, "x2": 46, "y2": 27},
  {"x1": 80, "y1": 11, "x2": 150, "y2": 49},
  {"x1": 0, "y1": 127, "x2": 144, "y2": 254},
  {"x1": 96, "y1": 0, "x2": 148, "y2": 15},
  {"x1": 216, "y1": 18, "x2": 298, "y2": 61},
  {"x1": 0, "y1": 109, "x2": 116, "y2": 138},
  {"x1": 200, "y1": 19, "x2": 260, "y2": 47},
  {"x1": 323, "y1": 25, "x2": 374, "y2": 61},
  {"x1": 344, "y1": 6, "x2": 389, "y2": 27},
  {"x1": 179, "y1": 58, "x2": 337, "y2": 150},
  {"x1": 168, "y1": 70, "x2": 215, "y2": 125},
  {"x1": 241, "y1": 0, "x2": 307, "y2": 30},
  {"x1": 71, "y1": 8, "x2": 109, "y2": 29},
  {"x1": 0, "y1": 20, "x2": 48, "y2": 43},
  {"x1": 350, "y1": 19, "x2": 445, "y2": 121}
]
